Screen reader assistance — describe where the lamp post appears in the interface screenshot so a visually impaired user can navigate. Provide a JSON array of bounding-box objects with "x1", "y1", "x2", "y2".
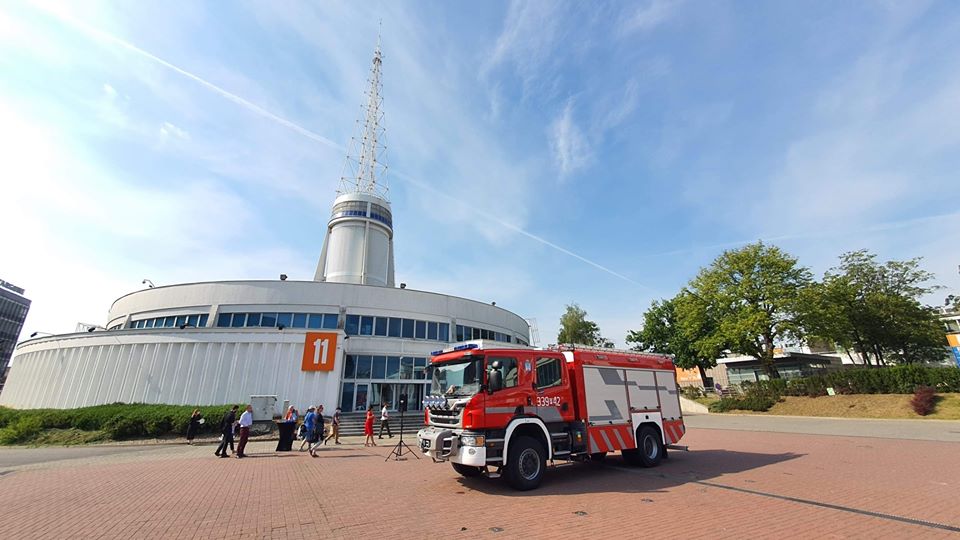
[
  {"x1": 29, "y1": 331, "x2": 54, "y2": 338},
  {"x1": 142, "y1": 279, "x2": 155, "y2": 288}
]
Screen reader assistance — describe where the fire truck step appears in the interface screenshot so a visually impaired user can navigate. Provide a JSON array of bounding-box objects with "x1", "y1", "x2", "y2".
[{"x1": 665, "y1": 444, "x2": 688, "y2": 451}]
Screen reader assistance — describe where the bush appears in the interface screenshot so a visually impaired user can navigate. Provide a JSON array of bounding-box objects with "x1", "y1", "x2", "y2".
[
  {"x1": 0, "y1": 416, "x2": 43, "y2": 444},
  {"x1": 910, "y1": 386, "x2": 936, "y2": 416},
  {"x1": 0, "y1": 403, "x2": 239, "y2": 444},
  {"x1": 709, "y1": 396, "x2": 775, "y2": 413},
  {"x1": 681, "y1": 386, "x2": 704, "y2": 400}
]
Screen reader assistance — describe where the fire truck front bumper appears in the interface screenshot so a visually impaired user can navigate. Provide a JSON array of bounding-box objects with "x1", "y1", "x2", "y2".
[{"x1": 417, "y1": 427, "x2": 487, "y2": 467}]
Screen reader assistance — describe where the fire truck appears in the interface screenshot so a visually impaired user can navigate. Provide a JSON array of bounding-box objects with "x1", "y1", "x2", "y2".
[{"x1": 417, "y1": 341, "x2": 686, "y2": 490}]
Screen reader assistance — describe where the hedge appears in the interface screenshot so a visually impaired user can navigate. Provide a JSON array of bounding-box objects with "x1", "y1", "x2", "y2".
[
  {"x1": 744, "y1": 365, "x2": 960, "y2": 398},
  {"x1": 0, "y1": 403, "x2": 239, "y2": 444}
]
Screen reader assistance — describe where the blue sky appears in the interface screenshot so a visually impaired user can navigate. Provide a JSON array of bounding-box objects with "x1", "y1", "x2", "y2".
[{"x1": 2, "y1": 0, "x2": 959, "y2": 346}]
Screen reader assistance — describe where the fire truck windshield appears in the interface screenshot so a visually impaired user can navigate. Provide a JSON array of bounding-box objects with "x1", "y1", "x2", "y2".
[{"x1": 431, "y1": 358, "x2": 482, "y2": 397}]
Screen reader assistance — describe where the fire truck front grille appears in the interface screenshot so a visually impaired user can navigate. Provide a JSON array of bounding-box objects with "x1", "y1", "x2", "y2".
[{"x1": 429, "y1": 408, "x2": 462, "y2": 428}]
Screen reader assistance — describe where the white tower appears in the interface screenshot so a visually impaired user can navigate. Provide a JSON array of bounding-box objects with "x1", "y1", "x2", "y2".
[{"x1": 315, "y1": 35, "x2": 395, "y2": 287}]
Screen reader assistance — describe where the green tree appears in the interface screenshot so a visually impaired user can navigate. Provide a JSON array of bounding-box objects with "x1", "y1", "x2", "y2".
[
  {"x1": 557, "y1": 303, "x2": 608, "y2": 346},
  {"x1": 676, "y1": 242, "x2": 812, "y2": 379},
  {"x1": 626, "y1": 293, "x2": 719, "y2": 381},
  {"x1": 802, "y1": 250, "x2": 945, "y2": 365}
]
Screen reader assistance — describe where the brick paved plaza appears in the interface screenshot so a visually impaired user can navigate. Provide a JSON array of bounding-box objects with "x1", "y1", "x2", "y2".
[{"x1": 1, "y1": 419, "x2": 958, "y2": 539}]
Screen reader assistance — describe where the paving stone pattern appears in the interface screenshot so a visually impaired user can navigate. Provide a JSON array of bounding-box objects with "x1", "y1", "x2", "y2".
[{"x1": 0, "y1": 427, "x2": 958, "y2": 539}]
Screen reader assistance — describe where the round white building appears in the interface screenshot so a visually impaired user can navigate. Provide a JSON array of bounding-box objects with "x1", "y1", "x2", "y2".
[{"x1": 0, "y1": 41, "x2": 530, "y2": 413}]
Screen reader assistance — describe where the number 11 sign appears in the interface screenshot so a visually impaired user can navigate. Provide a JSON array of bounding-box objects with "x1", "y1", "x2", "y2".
[{"x1": 302, "y1": 332, "x2": 338, "y2": 371}]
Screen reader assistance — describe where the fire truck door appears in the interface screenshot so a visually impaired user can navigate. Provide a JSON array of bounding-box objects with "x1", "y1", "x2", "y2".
[{"x1": 533, "y1": 354, "x2": 569, "y2": 423}]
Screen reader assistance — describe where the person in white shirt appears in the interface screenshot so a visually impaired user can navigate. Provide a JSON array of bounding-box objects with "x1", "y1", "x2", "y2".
[
  {"x1": 378, "y1": 403, "x2": 393, "y2": 439},
  {"x1": 235, "y1": 404, "x2": 254, "y2": 458}
]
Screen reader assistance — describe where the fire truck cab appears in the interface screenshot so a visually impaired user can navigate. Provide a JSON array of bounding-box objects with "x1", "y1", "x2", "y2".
[{"x1": 417, "y1": 341, "x2": 686, "y2": 490}]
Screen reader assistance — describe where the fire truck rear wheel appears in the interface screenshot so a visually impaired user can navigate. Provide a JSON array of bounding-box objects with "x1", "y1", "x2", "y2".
[
  {"x1": 505, "y1": 436, "x2": 545, "y2": 491},
  {"x1": 636, "y1": 426, "x2": 663, "y2": 467},
  {"x1": 451, "y1": 463, "x2": 483, "y2": 477}
]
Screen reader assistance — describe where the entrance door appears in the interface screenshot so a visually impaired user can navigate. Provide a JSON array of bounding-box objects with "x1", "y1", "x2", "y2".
[{"x1": 354, "y1": 384, "x2": 368, "y2": 412}]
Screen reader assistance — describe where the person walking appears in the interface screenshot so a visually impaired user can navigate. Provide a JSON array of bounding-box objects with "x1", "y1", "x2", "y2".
[
  {"x1": 309, "y1": 405, "x2": 325, "y2": 457},
  {"x1": 186, "y1": 409, "x2": 203, "y2": 445},
  {"x1": 364, "y1": 406, "x2": 376, "y2": 447},
  {"x1": 299, "y1": 407, "x2": 317, "y2": 452},
  {"x1": 235, "y1": 404, "x2": 254, "y2": 458},
  {"x1": 379, "y1": 403, "x2": 393, "y2": 439},
  {"x1": 325, "y1": 407, "x2": 341, "y2": 445},
  {"x1": 215, "y1": 405, "x2": 239, "y2": 458}
]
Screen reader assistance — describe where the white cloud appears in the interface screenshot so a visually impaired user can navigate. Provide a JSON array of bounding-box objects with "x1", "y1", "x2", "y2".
[
  {"x1": 159, "y1": 121, "x2": 189, "y2": 141},
  {"x1": 549, "y1": 99, "x2": 592, "y2": 177},
  {"x1": 619, "y1": 0, "x2": 681, "y2": 35}
]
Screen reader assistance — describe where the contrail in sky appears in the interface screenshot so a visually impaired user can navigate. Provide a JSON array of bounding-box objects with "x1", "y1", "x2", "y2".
[{"x1": 38, "y1": 4, "x2": 647, "y2": 288}]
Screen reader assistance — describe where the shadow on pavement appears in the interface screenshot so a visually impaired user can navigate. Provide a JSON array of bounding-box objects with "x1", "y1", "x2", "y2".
[{"x1": 456, "y1": 448, "x2": 804, "y2": 496}]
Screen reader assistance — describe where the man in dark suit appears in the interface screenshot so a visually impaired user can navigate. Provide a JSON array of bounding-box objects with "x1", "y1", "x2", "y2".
[{"x1": 214, "y1": 405, "x2": 239, "y2": 458}]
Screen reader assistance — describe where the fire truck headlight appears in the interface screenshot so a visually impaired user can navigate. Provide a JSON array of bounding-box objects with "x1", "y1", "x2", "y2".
[{"x1": 460, "y1": 435, "x2": 485, "y2": 447}]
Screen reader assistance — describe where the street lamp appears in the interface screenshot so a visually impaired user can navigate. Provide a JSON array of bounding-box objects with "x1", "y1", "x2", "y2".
[
  {"x1": 142, "y1": 279, "x2": 155, "y2": 288},
  {"x1": 30, "y1": 331, "x2": 54, "y2": 338}
]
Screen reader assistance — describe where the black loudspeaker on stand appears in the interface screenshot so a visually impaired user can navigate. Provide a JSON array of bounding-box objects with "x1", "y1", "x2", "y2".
[{"x1": 385, "y1": 393, "x2": 420, "y2": 462}]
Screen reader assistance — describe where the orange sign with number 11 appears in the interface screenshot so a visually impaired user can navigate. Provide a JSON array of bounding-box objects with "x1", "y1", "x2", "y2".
[{"x1": 302, "y1": 332, "x2": 337, "y2": 371}]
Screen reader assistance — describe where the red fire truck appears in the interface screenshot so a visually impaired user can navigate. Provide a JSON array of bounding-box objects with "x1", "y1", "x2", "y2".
[{"x1": 417, "y1": 341, "x2": 686, "y2": 490}]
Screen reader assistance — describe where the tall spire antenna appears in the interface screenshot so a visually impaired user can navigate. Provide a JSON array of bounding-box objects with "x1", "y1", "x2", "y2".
[{"x1": 337, "y1": 26, "x2": 389, "y2": 200}]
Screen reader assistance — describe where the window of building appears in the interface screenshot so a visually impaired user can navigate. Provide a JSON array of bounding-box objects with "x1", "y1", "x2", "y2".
[
  {"x1": 415, "y1": 320, "x2": 426, "y2": 339},
  {"x1": 308, "y1": 314, "x2": 324, "y2": 329},
  {"x1": 277, "y1": 313, "x2": 293, "y2": 328},
  {"x1": 372, "y1": 355, "x2": 387, "y2": 379},
  {"x1": 246, "y1": 313, "x2": 262, "y2": 327},
  {"x1": 343, "y1": 355, "x2": 356, "y2": 379},
  {"x1": 386, "y1": 356, "x2": 400, "y2": 379},
  {"x1": 231, "y1": 313, "x2": 246, "y2": 328},
  {"x1": 345, "y1": 315, "x2": 360, "y2": 335},
  {"x1": 356, "y1": 355, "x2": 372, "y2": 378},
  {"x1": 388, "y1": 318, "x2": 401, "y2": 337},
  {"x1": 360, "y1": 316, "x2": 374, "y2": 336},
  {"x1": 438, "y1": 323, "x2": 449, "y2": 342},
  {"x1": 400, "y1": 356, "x2": 414, "y2": 379},
  {"x1": 374, "y1": 317, "x2": 388, "y2": 336},
  {"x1": 261, "y1": 313, "x2": 277, "y2": 327},
  {"x1": 293, "y1": 313, "x2": 308, "y2": 328}
]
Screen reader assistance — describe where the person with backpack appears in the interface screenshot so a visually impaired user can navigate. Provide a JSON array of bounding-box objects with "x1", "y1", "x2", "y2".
[{"x1": 299, "y1": 406, "x2": 316, "y2": 452}]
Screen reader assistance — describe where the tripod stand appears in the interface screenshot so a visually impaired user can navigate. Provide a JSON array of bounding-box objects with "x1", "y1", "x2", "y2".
[{"x1": 385, "y1": 406, "x2": 420, "y2": 462}]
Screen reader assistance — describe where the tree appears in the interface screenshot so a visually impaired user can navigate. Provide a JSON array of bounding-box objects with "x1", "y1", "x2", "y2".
[
  {"x1": 675, "y1": 242, "x2": 812, "y2": 379},
  {"x1": 626, "y1": 294, "x2": 718, "y2": 382},
  {"x1": 557, "y1": 303, "x2": 608, "y2": 346},
  {"x1": 802, "y1": 250, "x2": 945, "y2": 365}
]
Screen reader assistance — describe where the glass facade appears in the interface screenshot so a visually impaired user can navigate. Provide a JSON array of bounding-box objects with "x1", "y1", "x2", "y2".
[
  {"x1": 344, "y1": 315, "x2": 449, "y2": 342},
  {"x1": 455, "y1": 324, "x2": 512, "y2": 343},
  {"x1": 213, "y1": 312, "x2": 338, "y2": 329},
  {"x1": 131, "y1": 314, "x2": 209, "y2": 329},
  {"x1": 340, "y1": 354, "x2": 430, "y2": 412}
]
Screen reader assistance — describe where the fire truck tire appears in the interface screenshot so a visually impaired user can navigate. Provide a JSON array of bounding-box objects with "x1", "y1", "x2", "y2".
[
  {"x1": 636, "y1": 426, "x2": 663, "y2": 467},
  {"x1": 451, "y1": 463, "x2": 483, "y2": 477},
  {"x1": 505, "y1": 436, "x2": 545, "y2": 490}
]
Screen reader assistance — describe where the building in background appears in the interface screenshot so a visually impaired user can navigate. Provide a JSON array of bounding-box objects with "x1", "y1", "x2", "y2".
[
  {"x1": 941, "y1": 307, "x2": 960, "y2": 368},
  {"x1": 0, "y1": 40, "x2": 529, "y2": 412},
  {"x1": 0, "y1": 279, "x2": 30, "y2": 393}
]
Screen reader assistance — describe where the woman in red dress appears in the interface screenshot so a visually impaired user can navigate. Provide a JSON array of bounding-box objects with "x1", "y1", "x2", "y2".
[{"x1": 364, "y1": 406, "x2": 377, "y2": 447}]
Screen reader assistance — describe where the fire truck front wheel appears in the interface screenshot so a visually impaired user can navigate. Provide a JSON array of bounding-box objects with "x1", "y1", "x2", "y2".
[
  {"x1": 451, "y1": 463, "x2": 483, "y2": 477},
  {"x1": 505, "y1": 436, "x2": 545, "y2": 491}
]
